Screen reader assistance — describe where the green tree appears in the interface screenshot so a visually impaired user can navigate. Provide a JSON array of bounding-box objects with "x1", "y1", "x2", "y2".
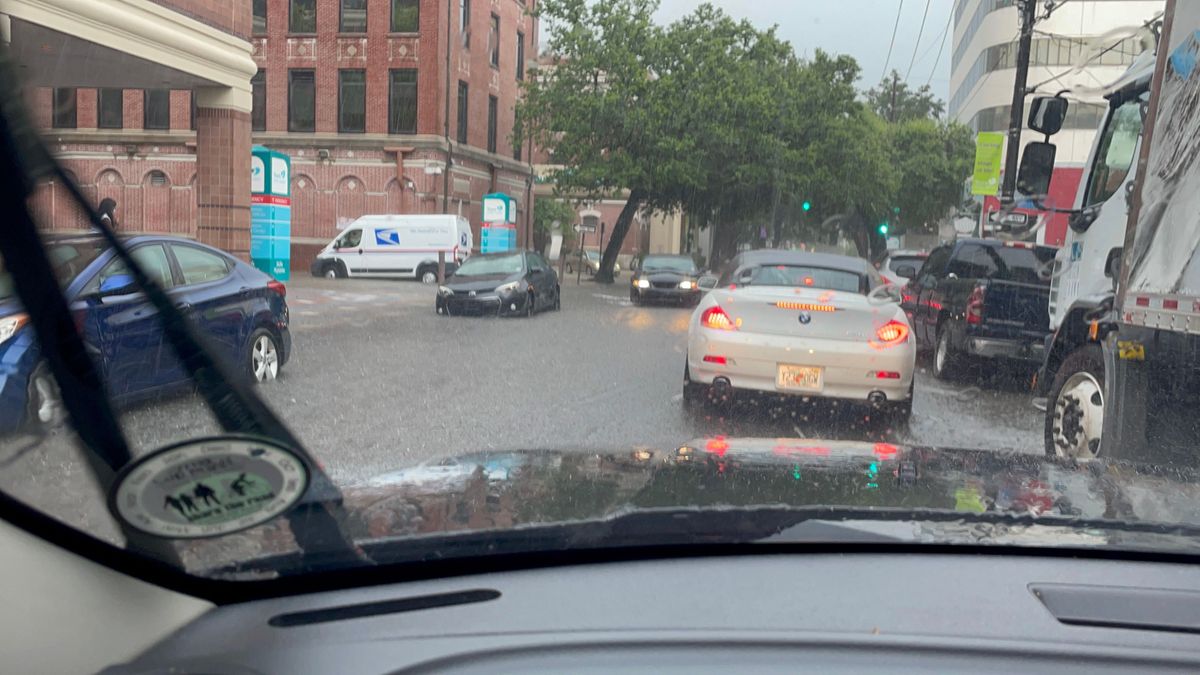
[
  {"x1": 888, "y1": 118, "x2": 975, "y2": 237},
  {"x1": 866, "y1": 70, "x2": 946, "y2": 122},
  {"x1": 533, "y1": 198, "x2": 578, "y2": 254}
]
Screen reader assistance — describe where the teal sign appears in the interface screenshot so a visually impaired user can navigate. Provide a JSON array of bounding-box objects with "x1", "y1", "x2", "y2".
[{"x1": 250, "y1": 145, "x2": 291, "y2": 281}]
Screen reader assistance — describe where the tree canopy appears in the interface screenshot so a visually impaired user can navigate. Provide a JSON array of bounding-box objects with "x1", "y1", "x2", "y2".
[{"x1": 519, "y1": 0, "x2": 975, "y2": 278}]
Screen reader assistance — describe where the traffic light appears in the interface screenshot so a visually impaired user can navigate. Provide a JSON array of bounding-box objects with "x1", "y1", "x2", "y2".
[
  {"x1": 878, "y1": 223, "x2": 889, "y2": 235},
  {"x1": 801, "y1": 201, "x2": 812, "y2": 212}
]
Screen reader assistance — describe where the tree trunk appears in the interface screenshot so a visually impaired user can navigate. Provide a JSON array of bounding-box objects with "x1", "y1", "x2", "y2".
[{"x1": 595, "y1": 189, "x2": 645, "y2": 284}]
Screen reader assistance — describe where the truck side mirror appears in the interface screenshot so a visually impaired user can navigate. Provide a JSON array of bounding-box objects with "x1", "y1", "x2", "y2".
[
  {"x1": 1017, "y1": 142, "x2": 1057, "y2": 198},
  {"x1": 1029, "y1": 96, "x2": 1068, "y2": 136}
]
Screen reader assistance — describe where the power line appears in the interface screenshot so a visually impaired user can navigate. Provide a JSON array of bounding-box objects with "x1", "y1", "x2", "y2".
[
  {"x1": 905, "y1": 0, "x2": 934, "y2": 80},
  {"x1": 926, "y1": 6, "x2": 955, "y2": 86},
  {"x1": 881, "y1": 0, "x2": 906, "y2": 80}
]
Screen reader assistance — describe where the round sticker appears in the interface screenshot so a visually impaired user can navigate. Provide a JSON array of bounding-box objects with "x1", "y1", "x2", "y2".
[{"x1": 109, "y1": 436, "x2": 310, "y2": 539}]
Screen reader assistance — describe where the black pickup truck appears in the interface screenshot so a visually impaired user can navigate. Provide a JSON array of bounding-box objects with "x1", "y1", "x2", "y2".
[{"x1": 900, "y1": 238, "x2": 1057, "y2": 380}]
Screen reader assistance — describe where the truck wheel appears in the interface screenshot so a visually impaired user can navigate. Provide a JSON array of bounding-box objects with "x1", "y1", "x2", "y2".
[
  {"x1": 1045, "y1": 344, "x2": 1104, "y2": 459},
  {"x1": 932, "y1": 326, "x2": 962, "y2": 381}
]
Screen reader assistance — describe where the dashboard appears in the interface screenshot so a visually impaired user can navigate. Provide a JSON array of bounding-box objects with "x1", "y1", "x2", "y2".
[{"x1": 103, "y1": 552, "x2": 1200, "y2": 673}]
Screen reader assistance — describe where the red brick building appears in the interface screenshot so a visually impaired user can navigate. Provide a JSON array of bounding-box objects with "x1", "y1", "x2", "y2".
[{"x1": 23, "y1": 0, "x2": 538, "y2": 270}]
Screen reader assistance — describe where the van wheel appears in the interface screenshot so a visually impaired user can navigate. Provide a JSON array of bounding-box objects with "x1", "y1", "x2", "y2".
[
  {"x1": 418, "y1": 266, "x2": 438, "y2": 284},
  {"x1": 322, "y1": 262, "x2": 345, "y2": 279}
]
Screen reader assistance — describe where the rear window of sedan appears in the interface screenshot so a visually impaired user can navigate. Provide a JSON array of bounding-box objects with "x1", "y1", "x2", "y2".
[{"x1": 744, "y1": 265, "x2": 864, "y2": 293}]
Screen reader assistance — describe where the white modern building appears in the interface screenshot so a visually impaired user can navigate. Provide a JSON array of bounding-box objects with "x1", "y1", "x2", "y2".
[{"x1": 950, "y1": 0, "x2": 1163, "y2": 165}]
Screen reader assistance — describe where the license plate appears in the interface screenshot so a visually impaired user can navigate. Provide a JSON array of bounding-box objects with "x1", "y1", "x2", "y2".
[{"x1": 777, "y1": 364, "x2": 822, "y2": 391}]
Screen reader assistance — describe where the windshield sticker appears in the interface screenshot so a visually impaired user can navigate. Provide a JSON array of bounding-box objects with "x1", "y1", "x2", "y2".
[{"x1": 109, "y1": 436, "x2": 309, "y2": 539}]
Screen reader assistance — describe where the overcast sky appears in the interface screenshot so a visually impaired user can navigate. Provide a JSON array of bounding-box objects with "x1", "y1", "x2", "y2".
[{"x1": 651, "y1": 0, "x2": 957, "y2": 100}]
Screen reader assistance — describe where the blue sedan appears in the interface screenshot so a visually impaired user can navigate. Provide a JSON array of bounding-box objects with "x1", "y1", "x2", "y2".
[{"x1": 0, "y1": 235, "x2": 291, "y2": 432}]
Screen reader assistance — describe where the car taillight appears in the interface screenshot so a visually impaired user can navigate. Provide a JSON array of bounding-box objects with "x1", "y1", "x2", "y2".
[
  {"x1": 267, "y1": 280, "x2": 287, "y2": 298},
  {"x1": 701, "y1": 306, "x2": 736, "y2": 330},
  {"x1": 966, "y1": 284, "x2": 986, "y2": 325},
  {"x1": 872, "y1": 320, "x2": 909, "y2": 348}
]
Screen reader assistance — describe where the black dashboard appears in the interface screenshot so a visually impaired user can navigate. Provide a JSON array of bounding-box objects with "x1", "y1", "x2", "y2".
[{"x1": 103, "y1": 552, "x2": 1200, "y2": 673}]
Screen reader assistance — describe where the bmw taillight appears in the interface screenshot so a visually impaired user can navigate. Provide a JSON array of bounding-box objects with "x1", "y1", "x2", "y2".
[
  {"x1": 966, "y1": 284, "x2": 986, "y2": 325},
  {"x1": 701, "y1": 306, "x2": 736, "y2": 331},
  {"x1": 267, "y1": 280, "x2": 287, "y2": 298},
  {"x1": 871, "y1": 320, "x2": 910, "y2": 349}
]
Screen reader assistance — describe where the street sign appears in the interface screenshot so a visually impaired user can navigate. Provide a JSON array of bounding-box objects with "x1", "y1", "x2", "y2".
[
  {"x1": 574, "y1": 223, "x2": 596, "y2": 233},
  {"x1": 971, "y1": 131, "x2": 1006, "y2": 196}
]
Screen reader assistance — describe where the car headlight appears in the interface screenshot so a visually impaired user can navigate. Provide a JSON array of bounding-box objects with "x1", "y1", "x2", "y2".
[
  {"x1": 496, "y1": 281, "x2": 520, "y2": 294},
  {"x1": 438, "y1": 286, "x2": 454, "y2": 297},
  {"x1": 636, "y1": 279, "x2": 650, "y2": 289},
  {"x1": 0, "y1": 313, "x2": 29, "y2": 344},
  {"x1": 679, "y1": 280, "x2": 695, "y2": 290}
]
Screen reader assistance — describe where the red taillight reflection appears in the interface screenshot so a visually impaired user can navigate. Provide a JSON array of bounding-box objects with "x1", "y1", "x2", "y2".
[
  {"x1": 873, "y1": 442, "x2": 899, "y2": 459},
  {"x1": 267, "y1": 280, "x2": 287, "y2": 298},
  {"x1": 701, "y1": 306, "x2": 735, "y2": 330},
  {"x1": 705, "y1": 437, "x2": 729, "y2": 457}
]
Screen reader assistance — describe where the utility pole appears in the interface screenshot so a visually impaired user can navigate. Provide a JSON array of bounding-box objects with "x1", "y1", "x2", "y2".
[
  {"x1": 1000, "y1": 0, "x2": 1037, "y2": 205},
  {"x1": 442, "y1": 0, "x2": 453, "y2": 215}
]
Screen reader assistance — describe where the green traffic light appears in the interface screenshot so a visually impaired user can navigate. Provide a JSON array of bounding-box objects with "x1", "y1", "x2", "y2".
[
  {"x1": 878, "y1": 223, "x2": 889, "y2": 235},
  {"x1": 802, "y1": 201, "x2": 811, "y2": 212}
]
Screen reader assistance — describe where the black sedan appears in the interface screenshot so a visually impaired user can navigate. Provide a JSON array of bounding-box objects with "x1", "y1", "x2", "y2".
[
  {"x1": 630, "y1": 254, "x2": 703, "y2": 306},
  {"x1": 436, "y1": 251, "x2": 561, "y2": 317}
]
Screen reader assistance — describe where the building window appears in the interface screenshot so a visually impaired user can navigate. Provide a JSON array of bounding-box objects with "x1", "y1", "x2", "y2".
[
  {"x1": 517, "y1": 31, "x2": 525, "y2": 80},
  {"x1": 144, "y1": 89, "x2": 170, "y2": 130},
  {"x1": 489, "y1": 14, "x2": 500, "y2": 68},
  {"x1": 290, "y1": 0, "x2": 316, "y2": 33},
  {"x1": 51, "y1": 88, "x2": 76, "y2": 129},
  {"x1": 392, "y1": 0, "x2": 419, "y2": 32},
  {"x1": 251, "y1": 70, "x2": 267, "y2": 131},
  {"x1": 388, "y1": 69, "x2": 418, "y2": 134},
  {"x1": 460, "y1": 0, "x2": 470, "y2": 48},
  {"x1": 339, "y1": 69, "x2": 366, "y2": 133},
  {"x1": 288, "y1": 70, "x2": 316, "y2": 132},
  {"x1": 340, "y1": 0, "x2": 367, "y2": 33},
  {"x1": 457, "y1": 80, "x2": 469, "y2": 144},
  {"x1": 253, "y1": 0, "x2": 267, "y2": 34},
  {"x1": 98, "y1": 88, "x2": 123, "y2": 129},
  {"x1": 487, "y1": 95, "x2": 498, "y2": 154}
]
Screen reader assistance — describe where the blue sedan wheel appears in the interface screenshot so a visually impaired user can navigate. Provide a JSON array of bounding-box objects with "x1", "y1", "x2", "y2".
[{"x1": 248, "y1": 329, "x2": 280, "y2": 383}]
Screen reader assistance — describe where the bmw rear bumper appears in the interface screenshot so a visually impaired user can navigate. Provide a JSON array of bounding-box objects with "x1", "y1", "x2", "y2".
[{"x1": 687, "y1": 329, "x2": 914, "y2": 403}]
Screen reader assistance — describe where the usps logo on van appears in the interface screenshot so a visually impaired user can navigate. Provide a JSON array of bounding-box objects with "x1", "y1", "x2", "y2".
[
  {"x1": 376, "y1": 229, "x2": 401, "y2": 246},
  {"x1": 460, "y1": 232, "x2": 469, "y2": 247}
]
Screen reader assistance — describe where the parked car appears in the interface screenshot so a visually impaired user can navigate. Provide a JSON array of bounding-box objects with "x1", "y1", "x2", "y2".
[
  {"x1": 901, "y1": 238, "x2": 1056, "y2": 380},
  {"x1": 436, "y1": 251, "x2": 561, "y2": 317},
  {"x1": 629, "y1": 254, "x2": 703, "y2": 306},
  {"x1": 878, "y1": 250, "x2": 928, "y2": 286},
  {"x1": 310, "y1": 214, "x2": 472, "y2": 283},
  {"x1": 564, "y1": 249, "x2": 620, "y2": 278},
  {"x1": 0, "y1": 234, "x2": 290, "y2": 433},
  {"x1": 684, "y1": 250, "x2": 914, "y2": 422}
]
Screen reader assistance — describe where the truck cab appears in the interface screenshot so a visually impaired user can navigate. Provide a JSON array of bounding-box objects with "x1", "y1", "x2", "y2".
[{"x1": 1027, "y1": 53, "x2": 1155, "y2": 459}]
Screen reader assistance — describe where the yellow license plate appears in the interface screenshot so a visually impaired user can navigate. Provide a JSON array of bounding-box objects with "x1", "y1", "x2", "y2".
[{"x1": 777, "y1": 365, "x2": 822, "y2": 391}]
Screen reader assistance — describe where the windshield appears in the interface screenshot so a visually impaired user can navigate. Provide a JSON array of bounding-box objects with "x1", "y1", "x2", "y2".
[
  {"x1": 744, "y1": 265, "x2": 864, "y2": 293},
  {"x1": 0, "y1": 0, "x2": 1190, "y2": 592},
  {"x1": 453, "y1": 254, "x2": 523, "y2": 276},
  {"x1": 642, "y1": 256, "x2": 698, "y2": 273}
]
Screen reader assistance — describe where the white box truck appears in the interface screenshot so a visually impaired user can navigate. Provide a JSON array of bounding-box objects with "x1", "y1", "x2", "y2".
[
  {"x1": 1025, "y1": 0, "x2": 1200, "y2": 465},
  {"x1": 310, "y1": 214, "x2": 472, "y2": 283}
]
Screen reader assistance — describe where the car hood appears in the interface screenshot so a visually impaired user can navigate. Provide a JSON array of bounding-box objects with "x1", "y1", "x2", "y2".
[
  {"x1": 443, "y1": 273, "x2": 521, "y2": 291},
  {"x1": 186, "y1": 439, "x2": 1200, "y2": 577}
]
